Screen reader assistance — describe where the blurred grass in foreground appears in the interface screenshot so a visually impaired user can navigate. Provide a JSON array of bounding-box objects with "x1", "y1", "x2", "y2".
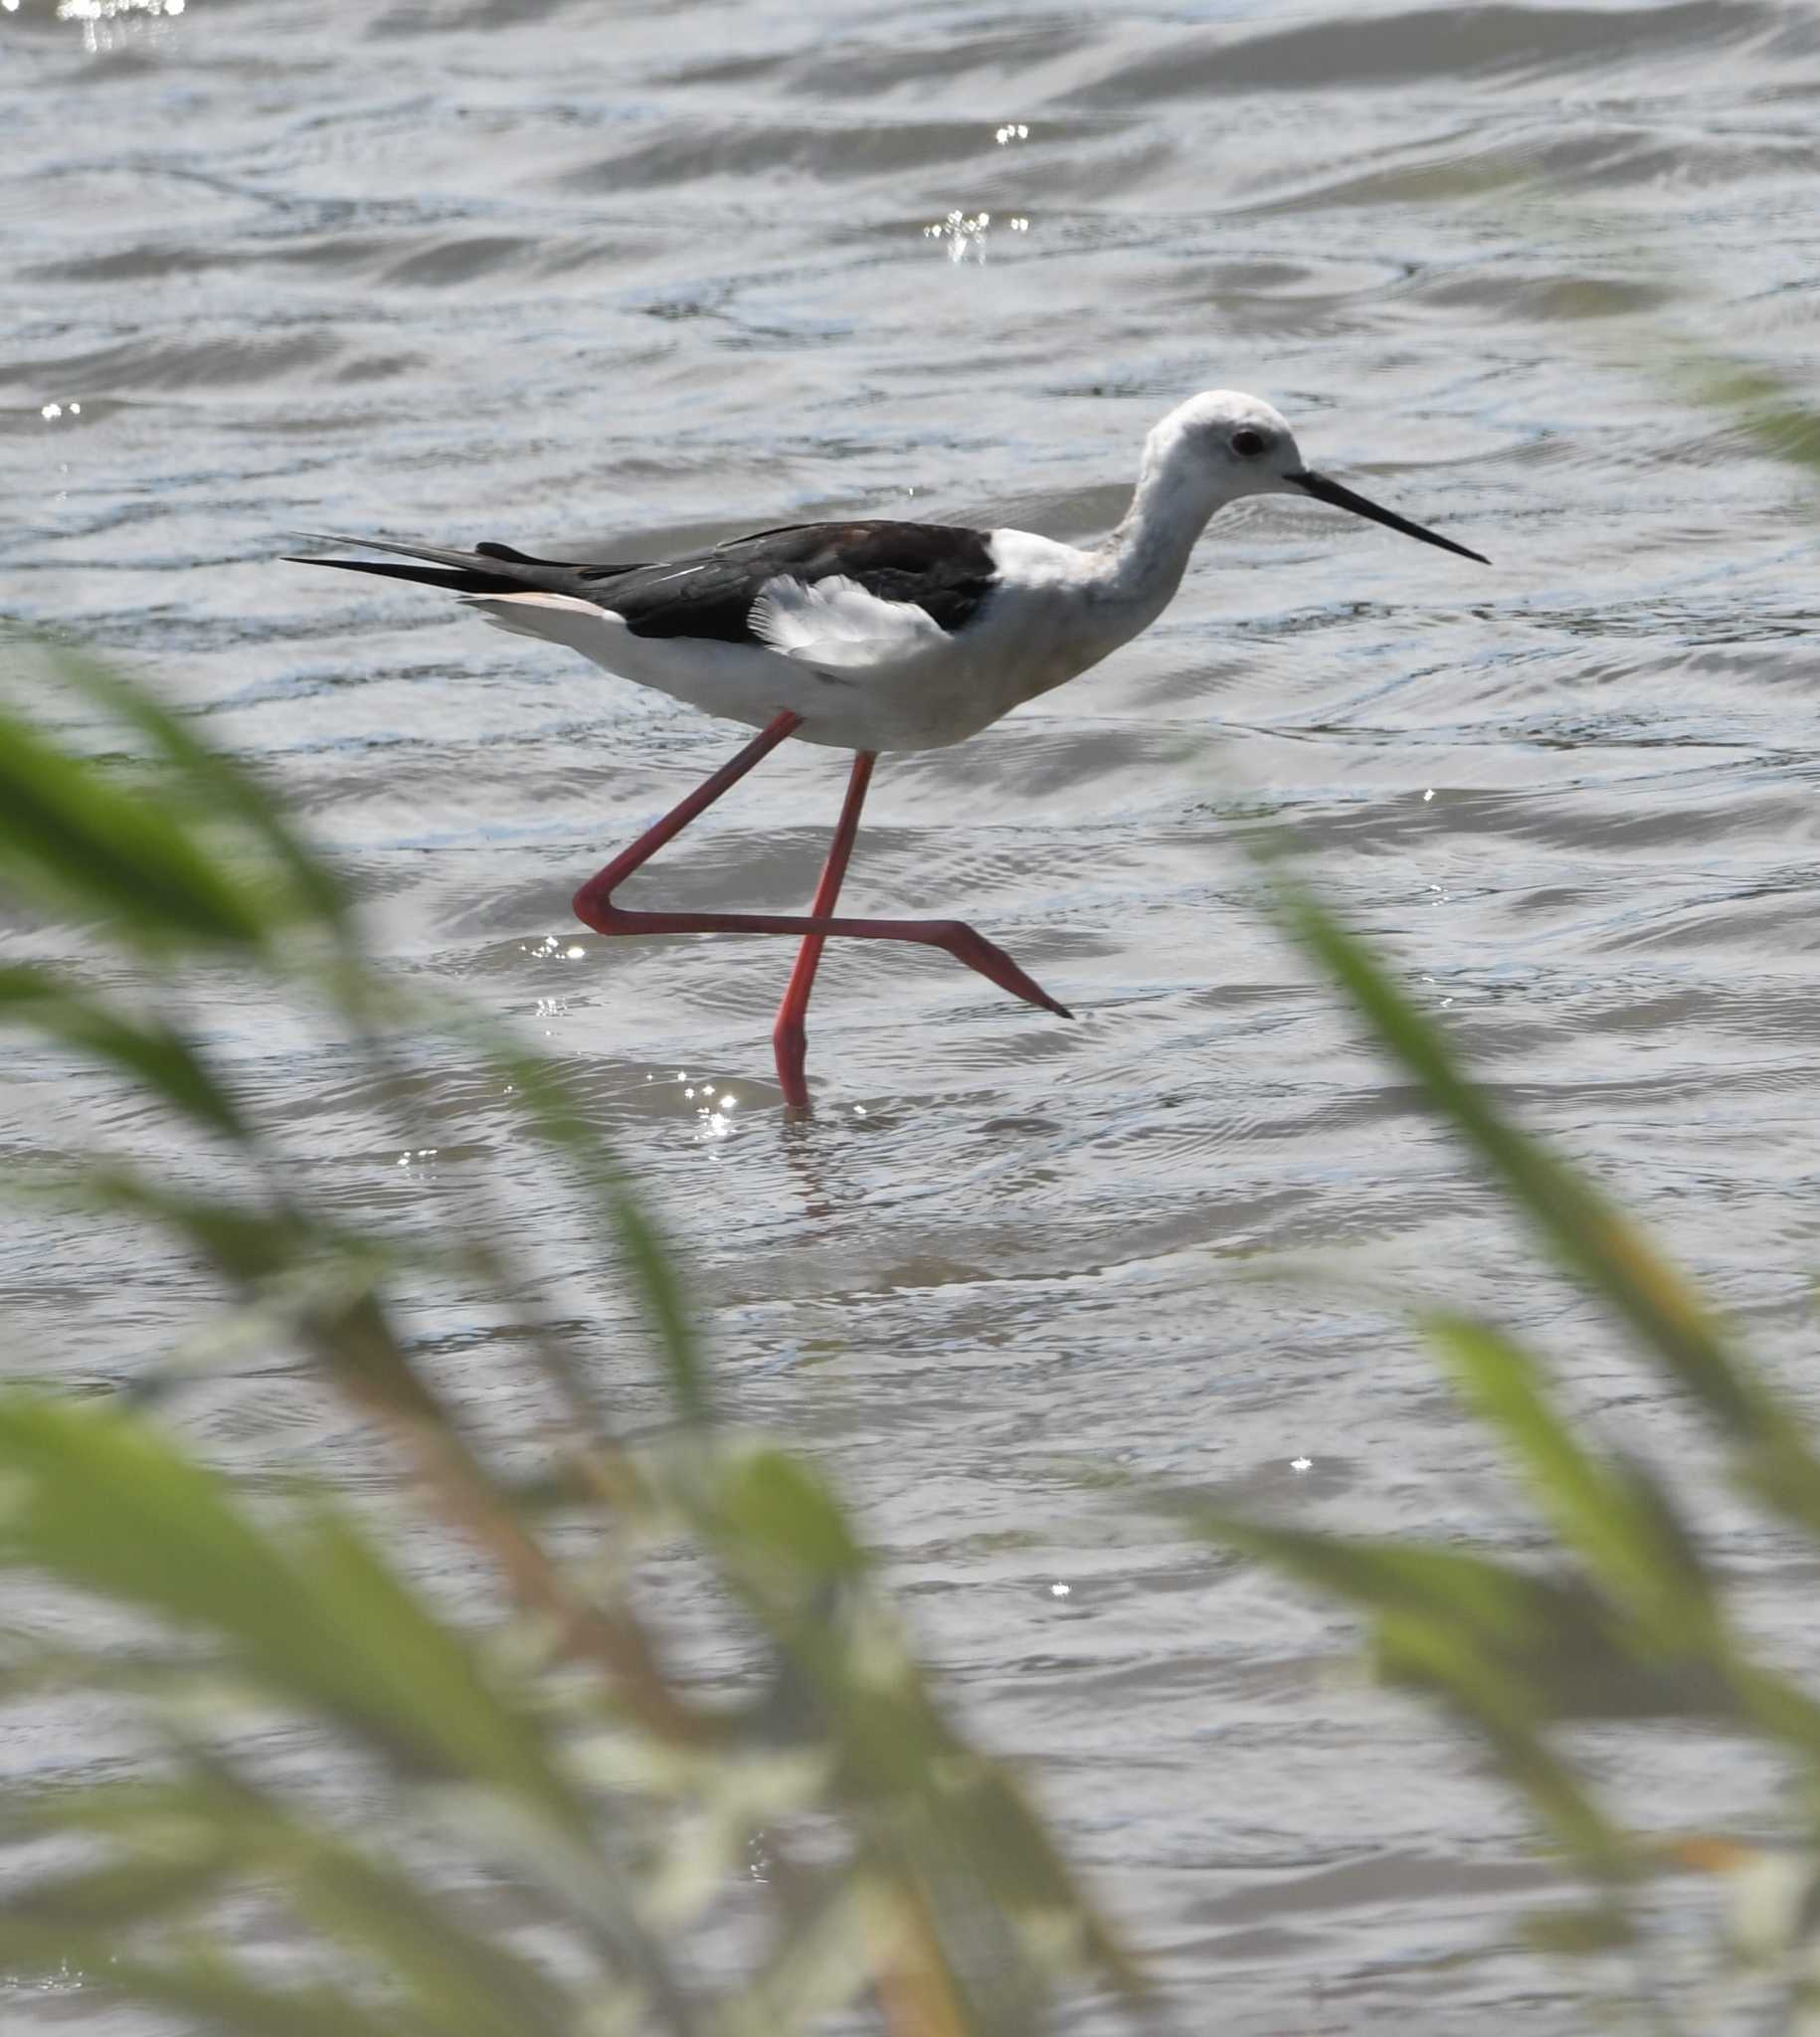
[
  {"x1": 1194, "y1": 871, "x2": 1820, "y2": 2024},
  {"x1": 6, "y1": 339, "x2": 1820, "y2": 2034},
  {"x1": 0, "y1": 644, "x2": 1148, "y2": 2036},
  {"x1": 1187, "y1": 360, "x2": 1820, "y2": 2029}
]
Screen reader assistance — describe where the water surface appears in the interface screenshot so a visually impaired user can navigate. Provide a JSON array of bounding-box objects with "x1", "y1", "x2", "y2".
[{"x1": 5, "y1": 0, "x2": 1820, "y2": 2025}]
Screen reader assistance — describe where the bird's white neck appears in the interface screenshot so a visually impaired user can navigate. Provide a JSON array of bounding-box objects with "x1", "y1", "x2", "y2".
[{"x1": 1090, "y1": 409, "x2": 1231, "y2": 626}]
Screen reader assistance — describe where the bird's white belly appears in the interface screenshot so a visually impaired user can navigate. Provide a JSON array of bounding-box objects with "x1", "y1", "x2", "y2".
[{"x1": 554, "y1": 596, "x2": 1104, "y2": 753}]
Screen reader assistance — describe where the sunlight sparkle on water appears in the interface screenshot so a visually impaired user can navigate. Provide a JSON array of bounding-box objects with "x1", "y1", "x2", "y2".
[
  {"x1": 58, "y1": 0, "x2": 184, "y2": 17},
  {"x1": 692, "y1": 1089, "x2": 738, "y2": 1143},
  {"x1": 663, "y1": 1071, "x2": 738, "y2": 1141},
  {"x1": 923, "y1": 210, "x2": 1028, "y2": 264},
  {"x1": 925, "y1": 211, "x2": 992, "y2": 264},
  {"x1": 57, "y1": 0, "x2": 184, "y2": 53}
]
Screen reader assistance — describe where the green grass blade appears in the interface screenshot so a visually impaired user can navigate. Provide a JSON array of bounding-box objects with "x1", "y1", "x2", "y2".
[
  {"x1": 3, "y1": 1850, "x2": 235, "y2": 1930},
  {"x1": 679, "y1": 1440, "x2": 1150, "y2": 2012},
  {"x1": 1275, "y1": 877, "x2": 1820, "y2": 1538},
  {"x1": 295, "y1": 1504, "x2": 595, "y2": 1835},
  {"x1": 0, "y1": 1394, "x2": 591, "y2": 1839},
  {"x1": 615, "y1": 1179, "x2": 712, "y2": 1428},
  {"x1": 0, "y1": 646, "x2": 1148, "y2": 2035},
  {"x1": 714, "y1": 1443, "x2": 868, "y2": 1588},
  {"x1": 1673, "y1": 358, "x2": 1820, "y2": 480},
  {"x1": 0, "y1": 704, "x2": 271, "y2": 951},
  {"x1": 0, "y1": 962, "x2": 248, "y2": 1137},
  {"x1": 1184, "y1": 1507, "x2": 1630, "y2": 1872},
  {"x1": 1423, "y1": 1314, "x2": 1713, "y2": 1638},
  {"x1": 119, "y1": 1764, "x2": 584, "y2": 2037},
  {"x1": 474, "y1": 1035, "x2": 712, "y2": 1428},
  {"x1": 51, "y1": 646, "x2": 354, "y2": 939},
  {"x1": 0, "y1": 1760, "x2": 578, "y2": 2037},
  {"x1": 0, "y1": 1923, "x2": 435, "y2": 2037},
  {"x1": 65, "y1": 1167, "x2": 337, "y2": 1284},
  {"x1": 1372, "y1": 1607, "x2": 1627, "y2": 1872}
]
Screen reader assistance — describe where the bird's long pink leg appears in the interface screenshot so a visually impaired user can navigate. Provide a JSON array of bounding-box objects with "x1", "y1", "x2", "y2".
[
  {"x1": 571, "y1": 714, "x2": 1072, "y2": 1096},
  {"x1": 772, "y1": 750, "x2": 874, "y2": 1109}
]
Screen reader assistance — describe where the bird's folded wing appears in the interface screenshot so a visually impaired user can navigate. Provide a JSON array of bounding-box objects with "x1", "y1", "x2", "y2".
[{"x1": 749, "y1": 574, "x2": 947, "y2": 669}]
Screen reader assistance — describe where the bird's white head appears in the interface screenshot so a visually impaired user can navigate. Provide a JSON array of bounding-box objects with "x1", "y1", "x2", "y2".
[
  {"x1": 1151, "y1": 390, "x2": 1309, "y2": 504},
  {"x1": 1131, "y1": 388, "x2": 1487, "y2": 564}
]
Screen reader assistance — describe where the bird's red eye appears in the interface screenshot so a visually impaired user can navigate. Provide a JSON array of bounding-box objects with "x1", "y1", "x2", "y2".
[{"x1": 1230, "y1": 428, "x2": 1267, "y2": 458}]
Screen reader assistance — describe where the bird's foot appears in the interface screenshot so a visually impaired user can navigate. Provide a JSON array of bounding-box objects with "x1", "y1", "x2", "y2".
[{"x1": 922, "y1": 920, "x2": 1073, "y2": 1019}]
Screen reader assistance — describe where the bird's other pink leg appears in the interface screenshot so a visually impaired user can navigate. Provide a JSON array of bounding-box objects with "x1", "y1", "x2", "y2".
[
  {"x1": 572, "y1": 709, "x2": 806, "y2": 930},
  {"x1": 772, "y1": 751, "x2": 875, "y2": 1109}
]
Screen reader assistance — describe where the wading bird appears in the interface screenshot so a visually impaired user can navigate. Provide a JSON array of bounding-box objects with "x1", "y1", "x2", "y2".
[{"x1": 293, "y1": 392, "x2": 1485, "y2": 1108}]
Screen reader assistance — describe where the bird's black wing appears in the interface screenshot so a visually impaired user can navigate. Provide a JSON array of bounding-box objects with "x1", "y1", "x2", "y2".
[
  {"x1": 289, "y1": 521, "x2": 1000, "y2": 647},
  {"x1": 594, "y1": 522, "x2": 999, "y2": 644}
]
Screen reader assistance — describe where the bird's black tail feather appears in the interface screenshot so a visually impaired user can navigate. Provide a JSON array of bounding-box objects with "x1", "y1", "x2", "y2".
[
  {"x1": 285, "y1": 555, "x2": 520, "y2": 594},
  {"x1": 283, "y1": 532, "x2": 627, "y2": 598}
]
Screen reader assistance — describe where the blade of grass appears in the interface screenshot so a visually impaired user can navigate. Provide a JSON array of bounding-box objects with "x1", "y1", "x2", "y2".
[
  {"x1": 0, "y1": 1924, "x2": 440, "y2": 2037},
  {"x1": 1274, "y1": 876, "x2": 1820, "y2": 1539},
  {"x1": 171, "y1": 1762, "x2": 582, "y2": 2037},
  {"x1": 0, "y1": 963, "x2": 248, "y2": 1138},
  {"x1": 0, "y1": 703, "x2": 272, "y2": 951},
  {"x1": 0, "y1": 1394, "x2": 593, "y2": 1836},
  {"x1": 293, "y1": 1295, "x2": 713, "y2": 1751},
  {"x1": 1184, "y1": 1506, "x2": 1630, "y2": 1872},
  {"x1": 2, "y1": 1850, "x2": 236, "y2": 1931},
  {"x1": 51, "y1": 646, "x2": 354, "y2": 941},
  {"x1": 676, "y1": 1440, "x2": 1152, "y2": 2011},
  {"x1": 1, "y1": 1759, "x2": 583, "y2": 2037},
  {"x1": 469, "y1": 1034, "x2": 712, "y2": 1429},
  {"x1": 1671, "y1": 358, "x2": 1820, "y2": 479},
  {"x1": 1423, "y1": 1313, "x2": 1713, "y2": 1640}
]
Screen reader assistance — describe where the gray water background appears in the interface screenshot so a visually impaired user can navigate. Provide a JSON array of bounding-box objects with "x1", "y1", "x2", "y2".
[{"x1": 5, "y1": 0, "x2": 1820, "y2": 2026}]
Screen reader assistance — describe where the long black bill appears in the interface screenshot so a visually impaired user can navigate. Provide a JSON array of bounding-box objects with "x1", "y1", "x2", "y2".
[{"x1": 1289, "y1": 469, "x2": 1488, "y2": 565}]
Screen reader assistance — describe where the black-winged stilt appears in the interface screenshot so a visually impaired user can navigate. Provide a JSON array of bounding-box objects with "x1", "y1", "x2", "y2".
[{"x1": 292, "y1": 391, "x2": 1486, "y2": 1108}]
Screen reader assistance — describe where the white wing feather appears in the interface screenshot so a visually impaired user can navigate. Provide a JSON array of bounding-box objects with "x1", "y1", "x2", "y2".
[{"x1": 749, "y1": 574, "x2": 946, "y2": 669}]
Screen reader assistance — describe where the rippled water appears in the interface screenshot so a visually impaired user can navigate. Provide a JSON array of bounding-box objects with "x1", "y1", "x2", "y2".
[{"x1": 6, "y1": 0, "x2": 1820, "y2": 2025}]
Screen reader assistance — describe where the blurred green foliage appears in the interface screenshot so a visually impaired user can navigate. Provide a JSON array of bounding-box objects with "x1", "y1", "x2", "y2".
[
  {"x1": 5, "y1": 351, "x2": 1819, "y2": 2031},
  {"x1": 1171, "y1": 869, "x2": 1820, "y2": 2028},
  {"x1": 1182, "y1": 366, "x2": 1820, "y2": 2028},
  {"x1": 0, "y1": 646, "x2": 1147, "y2": 2036}
]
